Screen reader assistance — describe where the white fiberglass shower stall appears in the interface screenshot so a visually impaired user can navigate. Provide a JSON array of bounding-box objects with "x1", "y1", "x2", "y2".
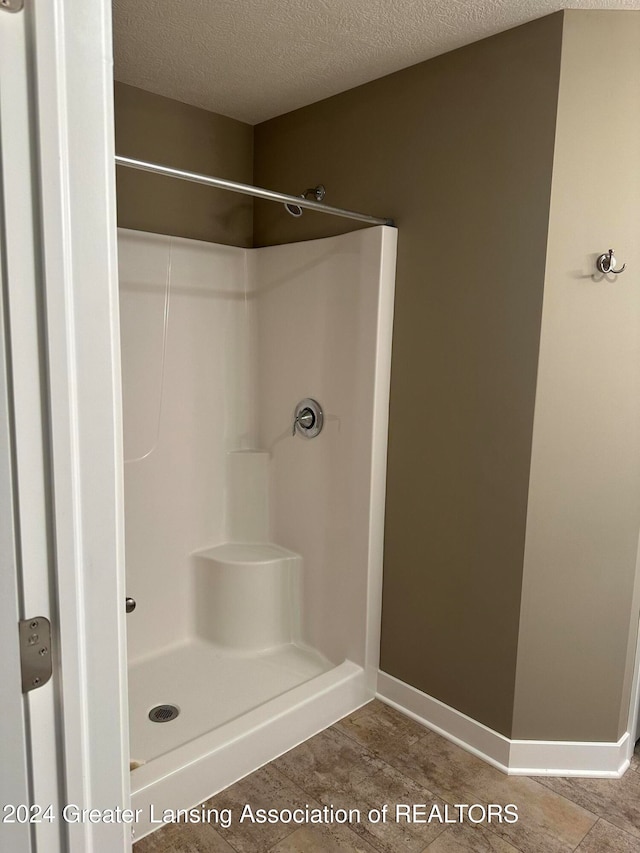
[{"x1": 118, "y1": 216, "x2": 397, "y2": 839}]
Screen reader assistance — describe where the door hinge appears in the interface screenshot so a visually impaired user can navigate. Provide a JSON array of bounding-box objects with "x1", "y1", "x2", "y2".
[
  {"x1": 19, "y1": 617, "x2": 52, "y2": 692},
  {"x1": 0, "y1": 0, "x2": 24, "y2": 11}
]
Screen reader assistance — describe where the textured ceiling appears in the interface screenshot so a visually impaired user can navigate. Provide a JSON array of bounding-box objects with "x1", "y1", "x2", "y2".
[{"x1": 113, "y1": 0, "x2": 640, "y2": 124}]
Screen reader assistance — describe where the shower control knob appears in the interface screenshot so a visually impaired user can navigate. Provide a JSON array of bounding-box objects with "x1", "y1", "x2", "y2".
[
  {"x1": 293, "y1": 398, "x2": 324, "y2": 438},
  {"x1": 298, "y1": 408, "x2": 315, "y2": 429},
  {"x1": 125, "y1": 597, "x2": 137, "y2": 614}
]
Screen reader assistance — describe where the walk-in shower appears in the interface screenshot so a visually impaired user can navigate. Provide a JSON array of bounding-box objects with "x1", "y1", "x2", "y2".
[{"x1": 117, "y1": 159, "x2": 397, "y2": 841}]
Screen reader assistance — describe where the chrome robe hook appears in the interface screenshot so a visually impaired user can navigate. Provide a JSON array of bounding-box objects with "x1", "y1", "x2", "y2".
[{"x1": 596, "y1": 248, "x2": 626, "y2": 275}]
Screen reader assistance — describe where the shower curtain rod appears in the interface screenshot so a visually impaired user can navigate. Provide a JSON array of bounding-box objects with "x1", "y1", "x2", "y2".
[{"x1": 115, "y1": 156, "x2": 394, "y2": 227}]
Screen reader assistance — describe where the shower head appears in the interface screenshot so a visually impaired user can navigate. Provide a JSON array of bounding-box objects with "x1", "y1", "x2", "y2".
[
  {"x1": 284, "y1": 185, "x2": 326, "y2": 217},
  {"x1": 284, "y1": 201, "x2": 303, "y2": 217}
]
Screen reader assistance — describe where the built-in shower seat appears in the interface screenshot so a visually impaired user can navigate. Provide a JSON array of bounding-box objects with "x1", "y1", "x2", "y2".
[{"x1": 192, "y1": 542, "x2": 302, "y2": 652}]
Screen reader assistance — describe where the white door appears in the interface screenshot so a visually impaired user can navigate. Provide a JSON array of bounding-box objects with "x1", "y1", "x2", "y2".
[
  {"x1": 0, "y1": 262, "x2": 33, "y2": 853},
  {"x1": 0, "y1": 2, "x2": 130, "y2": 851}
]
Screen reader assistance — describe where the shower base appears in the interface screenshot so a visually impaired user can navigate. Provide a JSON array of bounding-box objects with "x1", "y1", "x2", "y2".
[
  {"x1": 128, "y1": 643, "x2": 371, "y2": 842},
  {"x1": 128, "y1": 638, "x2": 331, "y2": 763}
]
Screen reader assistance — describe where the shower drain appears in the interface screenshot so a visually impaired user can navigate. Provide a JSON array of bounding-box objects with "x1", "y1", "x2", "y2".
[{"x1": 148, "y1": 704, "x2": 180, "y2": 723}]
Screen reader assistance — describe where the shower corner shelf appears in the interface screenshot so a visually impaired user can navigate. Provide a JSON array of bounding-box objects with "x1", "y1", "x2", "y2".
[{"x1": 193, "y1": 542, "x2": 300, "y2": 564}]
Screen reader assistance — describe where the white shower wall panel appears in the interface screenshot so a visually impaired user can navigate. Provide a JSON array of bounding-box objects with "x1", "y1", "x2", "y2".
[
  {"x1": 119, "y1": 226, "x2": 395, "y2": 673},
  {"x1": 118, "y1": 230, "x2": 256, "y2": 662},
  {"x1": 253, "y1": 228, "x2": 394, "y2": 667}
]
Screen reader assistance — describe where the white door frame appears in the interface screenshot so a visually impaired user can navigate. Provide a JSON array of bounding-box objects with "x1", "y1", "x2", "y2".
[{"x1": 2, "y1": 1, "x2": 130, "y2": 851}]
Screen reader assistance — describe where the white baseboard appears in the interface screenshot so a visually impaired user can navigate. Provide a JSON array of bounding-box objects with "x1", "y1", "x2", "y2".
[{"x1": 377, "y1": 670, "x2": 630, "y2": 778}]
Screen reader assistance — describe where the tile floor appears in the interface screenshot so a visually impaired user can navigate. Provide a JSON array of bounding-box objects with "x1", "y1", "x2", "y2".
[{"x1": 134, "y1": 700, "x2": 640, "y2": 852}]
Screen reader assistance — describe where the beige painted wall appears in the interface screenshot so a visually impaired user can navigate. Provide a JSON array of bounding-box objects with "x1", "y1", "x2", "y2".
[
  {"x1": 254, "y1": 15, "x2": 564, "y2": 736},
  {"x1": 114, "y1": 82, "x2": 253, "y2": 246},
  {"x1": 512, "y1": 11, "x2": 640, "y2": 742}
]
